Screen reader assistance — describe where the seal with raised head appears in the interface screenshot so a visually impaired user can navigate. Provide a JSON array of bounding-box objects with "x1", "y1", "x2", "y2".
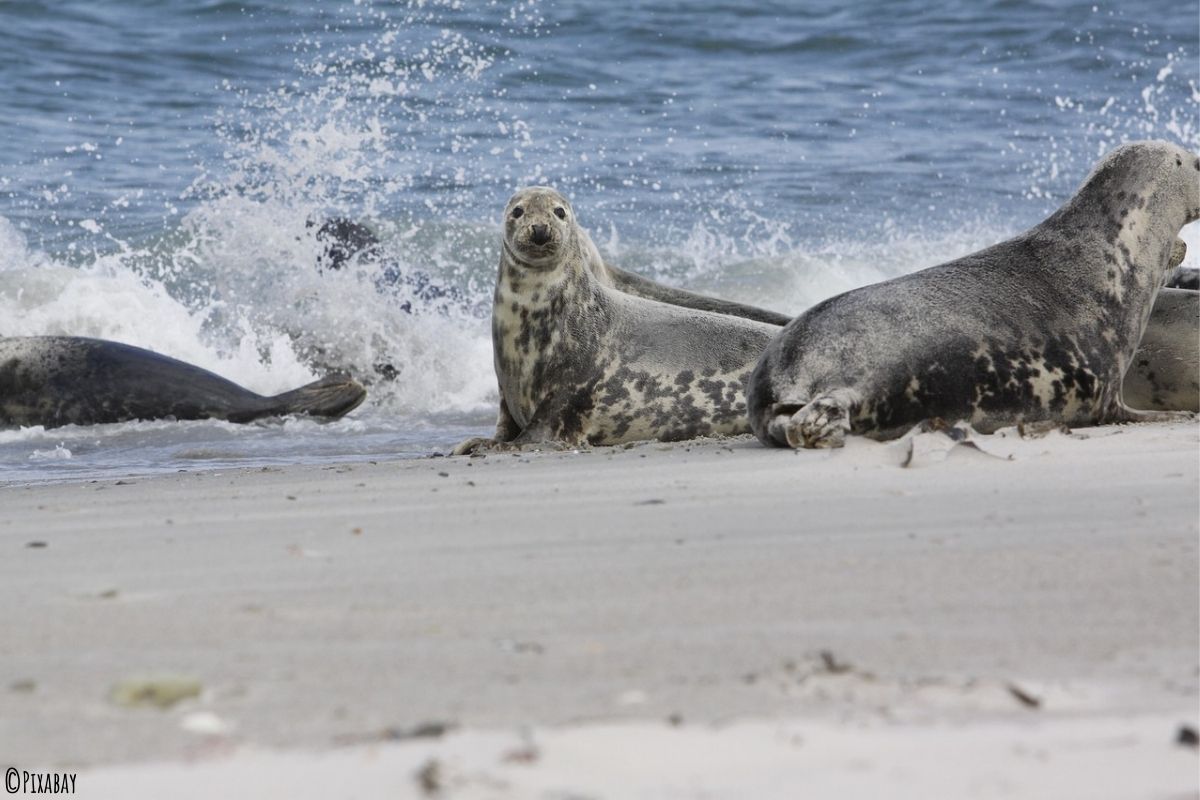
[
  {"x1": 0, "y1": 336, "x2": 367, "y2": 428},
  {"x1": 452, "y1": 187, "x2": 779, "y2": 453},
  {"x1": 747, "y1": 140, "x2": 1200, "y2": 448}
]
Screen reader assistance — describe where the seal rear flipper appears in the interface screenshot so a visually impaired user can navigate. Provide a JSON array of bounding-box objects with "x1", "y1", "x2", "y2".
[{"x1": 233, "y1": 374, "x2": 367, "y2": 422}]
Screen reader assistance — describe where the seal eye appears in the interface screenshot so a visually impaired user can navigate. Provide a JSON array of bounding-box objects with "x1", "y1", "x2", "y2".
[
  {"x1": 554, "y1": 207, "x2": 567, "y2": 220},
  {"x1": 511, "y1": 207, "x2": 524, "y2": 219}
]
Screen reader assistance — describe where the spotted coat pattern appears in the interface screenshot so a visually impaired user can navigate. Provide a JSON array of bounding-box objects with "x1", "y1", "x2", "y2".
[
  {"x1": 747, "y1": 141, "x2": 1200, "y2": 446},
  {"x1": 464, "y1": 187, "x2": 778, "y2": 450}
]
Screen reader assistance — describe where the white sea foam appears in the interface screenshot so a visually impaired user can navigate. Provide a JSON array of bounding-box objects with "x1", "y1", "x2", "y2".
[
  {"x1": 1, "y1": 2, "x2": 1195, "y2": 483},
  {"x1": 29, "y1": 444, "x2": 72, "y2": 461}
]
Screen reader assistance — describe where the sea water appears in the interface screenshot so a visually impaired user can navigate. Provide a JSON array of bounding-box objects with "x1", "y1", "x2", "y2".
[{"x1": 1, "y1": 0, "x2": 1196, "y2": 482}]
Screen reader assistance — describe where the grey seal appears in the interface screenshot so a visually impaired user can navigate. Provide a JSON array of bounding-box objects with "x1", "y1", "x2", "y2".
[
  {"x1": 747, "y1": 140, "x2": 1200, "y2": 448},
  {"x1": 591, "y1": 222, "x2": 1197, "y2": 418},
  {"x1": 596, "y1": 261, "x2": 790, "y2": 325},
  {"x1": 1121, "y1": 287, "x2": 1199, "y2": 412},
  {"x1": 604, "y1": 242, "x2": 1197, "y2": 417},
  {"x1": 0, "y1": 336, "x2": 367, "y2": 428},
  {"x1": 452, "y1": 186, "x2": 779, "y2": 453}
]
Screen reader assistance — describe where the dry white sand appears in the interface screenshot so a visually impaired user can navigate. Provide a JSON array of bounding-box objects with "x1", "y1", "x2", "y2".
[{"x1": 1, "y1": 420, "x2": 1197, "y2": 798}]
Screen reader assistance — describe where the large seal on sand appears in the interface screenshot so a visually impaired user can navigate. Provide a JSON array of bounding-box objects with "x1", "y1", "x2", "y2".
[
  {"x1": 747, "y1": 140, "x2": 1200, "y2": 449},
  {"x1": 452, "y1": 187, "x2": 779, "y2": 453},
  {"x1": 0, "y1": 337, "x2": 366, "y2": 428}
]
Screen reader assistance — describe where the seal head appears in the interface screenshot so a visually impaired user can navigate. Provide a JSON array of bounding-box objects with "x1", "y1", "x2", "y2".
[{"x1": 503, "y1": 186, "x2": 579, "y2": 271}]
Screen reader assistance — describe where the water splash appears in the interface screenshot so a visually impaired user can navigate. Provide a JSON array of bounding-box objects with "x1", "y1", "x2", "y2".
[{"x1": 1, "y1": 0, "x2": 1196, "y2": 482}]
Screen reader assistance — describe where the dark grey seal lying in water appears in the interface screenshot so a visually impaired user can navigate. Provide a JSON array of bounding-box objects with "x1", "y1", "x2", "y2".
[
  {"x1": 746, "y1": 140, "x2": 1199, "y2": 449},
  {"x1": 0, "y1": 336, "x2": 366, "y2": 429}
]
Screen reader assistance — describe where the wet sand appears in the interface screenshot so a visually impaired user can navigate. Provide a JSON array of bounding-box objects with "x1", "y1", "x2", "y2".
[{"x1": 1, "y1": 421, "x2": 1197, "y2": 798}]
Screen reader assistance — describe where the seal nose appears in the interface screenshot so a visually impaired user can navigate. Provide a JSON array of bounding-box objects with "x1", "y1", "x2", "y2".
[{"x1": 530, "y1": 224, "x2": 551, "y2": 246}]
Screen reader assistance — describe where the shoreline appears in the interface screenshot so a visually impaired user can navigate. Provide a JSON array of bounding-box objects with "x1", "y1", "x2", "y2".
[{"x1": 1, "y1": 420, "x2": 1197, "y2": 796}]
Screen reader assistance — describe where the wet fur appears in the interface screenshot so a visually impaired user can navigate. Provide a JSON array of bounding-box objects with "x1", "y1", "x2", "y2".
[
  {"x1": 454, "y1": 187, "x2": 778, "y2": 452},
  {"x1": 0, "y1": 336, "x2": 366, "y2": 428},
  {"x1": 747, "y1": 141, "x2": 1200, "y2": 447}
]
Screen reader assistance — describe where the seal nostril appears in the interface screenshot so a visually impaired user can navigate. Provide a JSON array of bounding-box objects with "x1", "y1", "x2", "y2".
[{"x1": 530, "y1": 224, "x2": 551, "y2": 245}]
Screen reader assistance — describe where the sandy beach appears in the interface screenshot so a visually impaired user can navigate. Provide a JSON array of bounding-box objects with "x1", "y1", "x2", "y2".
[{"x1": 1, "y1": 419, "x2": 1197, "y2": 797}]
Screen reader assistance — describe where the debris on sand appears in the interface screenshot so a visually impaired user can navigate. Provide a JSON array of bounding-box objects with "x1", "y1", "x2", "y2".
[
  {"x1": 818, "y1": 650, "x2": 853, "y2": 675},
  {"x1": 1177, "y1": 725, "x2": 1199, "y2": 748},
  {"x1": 415, "y1": 758, "x2": 442, "y2": 796},
  {"x1": 1006, "y1": 683, "x2": 1042, "y2": 709},
  {"x1": 110, "y1": 676, "x2": 202, "y2": 709}
]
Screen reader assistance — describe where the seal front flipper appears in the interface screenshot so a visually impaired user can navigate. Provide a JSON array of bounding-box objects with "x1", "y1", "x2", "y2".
[
  {"x1": 451, "y1": 406, "x2": 573, "y2": 455},
  {"x1": 449, "y1": 433, "x2": 566, "y2": 456},
  {"x1": 237, "y1": 373, "x2": 367, "y2": 423},
  {"x1": 1168, "y1": 237, "x2": 1187, "y2": 269},
  {"x1": 1162, "y1": 238, "x2": 1197, "y2": 289},
  {"x1": 773, "y1": 388, "x2": 862, "y2": 449},
  {"x1": 451, "y1": 436, "x2": 497, "y2": 456},
  {"x1": 451, "y1": 393, "x2": 523, "y2": 456}
]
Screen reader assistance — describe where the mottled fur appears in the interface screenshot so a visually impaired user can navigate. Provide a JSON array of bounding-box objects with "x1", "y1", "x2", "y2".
[
  {"x1": 453, "y1": 187, "x2": 778, "y2": 453},
  {"x1": 748, "y1": 141, "x2": 1200, "y2": 448},
  {"x1": 0, "y1": 336, "x2": 366, "y2": 428},
  {"x1": 1121, "y1": 288, "x2": 1199, "y2": 412}
]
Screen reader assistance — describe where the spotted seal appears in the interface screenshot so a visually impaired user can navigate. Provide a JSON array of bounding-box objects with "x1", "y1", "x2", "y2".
[
  {"x1": 1122, "y1": 287, "x2": 1199, "y2": 412},
  {"x1": 452, "y1": 187, "x2": 779, "y2": 453},
  {"x1": 596, "y1": 225, "x2": 1197, "y2": 417},
  {"x1": 747, "y1": 140, "x2": 1200, "y2": 448},
  {"x1": 0, "y1": 336, "x2": 366, "y2": 428}
]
